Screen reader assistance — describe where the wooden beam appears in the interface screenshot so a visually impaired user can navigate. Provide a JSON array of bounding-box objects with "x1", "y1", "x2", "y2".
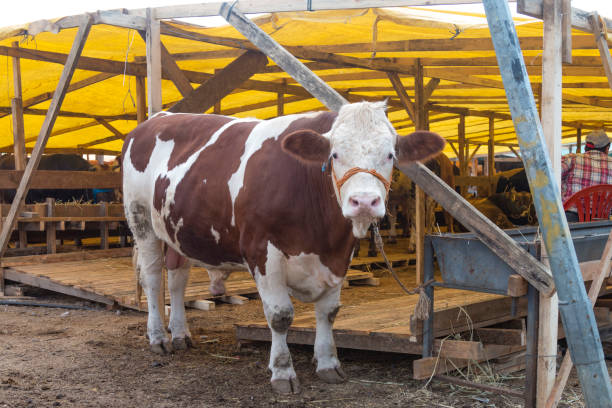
[
  {"x1": 0, "y1": 170, "x2": 122, "y2": 190},
  {"x1": 518, "y1": 0, "x2": 612, "y2": 38},
  {"x1": 77, "y1": 134, "x2": 124, "y2": 149},
  {"x1": 220, "y1": 4, "x2": 345, "y2": 111},
  {"x1": 146, "y1": 8, "x2": 162, "y2": 117},
  {"x1": 423, "y1": 78, "x2": 440, "y2": 102},
  {"x1": 561, "y1": 0, "x2": 572, "y2": 63},
  {"x1": 169, "y1": 50, "x2": 268, "y2": 113},
  {"x1": 414, "y1": 59, "x2": 426, "y2": 284},
  {"x1": 0, "y1": 16, "x2": 92, "y2": 258},
  {"x1": 138, "y1": 30, "x2": 193, "y2": 97},
  {"x1": 0, "y1": 147, "x2": 120, "y2": 156},
  {"x1": 386, "y1": 72, "x2": 415, "y2": 123},
  {"x1": 589, "y1": 12, "x2": 612, "y2": 91}
]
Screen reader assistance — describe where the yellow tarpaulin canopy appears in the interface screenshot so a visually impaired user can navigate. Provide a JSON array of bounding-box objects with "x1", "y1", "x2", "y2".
[{"x1": 0, "y1": 6, "x2": 609, "y2": 159}]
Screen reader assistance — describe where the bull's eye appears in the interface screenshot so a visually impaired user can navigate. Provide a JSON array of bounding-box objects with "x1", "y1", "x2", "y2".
[
  {"x1": 332, "y1": 152, "x2": 338, "y2": 159},
  {"x1": 388, "y1": 153, "x2": 394, "y2": 160}
]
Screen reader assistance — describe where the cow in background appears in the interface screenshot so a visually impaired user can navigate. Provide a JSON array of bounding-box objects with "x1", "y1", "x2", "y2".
[
  {"x1": 381, "y1": 153, "x2": 455, "y2": 251},
  {"x1": 122, "y1": 102, "x2": 445, "y2": 393},
  {"x1": 0, "y1": 154, "x2": 95, "y2": 203}
]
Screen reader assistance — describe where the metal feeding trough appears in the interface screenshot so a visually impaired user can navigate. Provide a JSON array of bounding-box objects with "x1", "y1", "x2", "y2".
[
  {"x1": 429, "y1": 220, "x2": 612, "y2": 296},
  {"x1": 422, "y1": 220, "x2": 612, "y2": 407}
]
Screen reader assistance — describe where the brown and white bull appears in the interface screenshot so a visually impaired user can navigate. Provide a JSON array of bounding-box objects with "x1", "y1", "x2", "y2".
[{"x1": 122, "y1": 101, "x2": 444, "y2": 393}]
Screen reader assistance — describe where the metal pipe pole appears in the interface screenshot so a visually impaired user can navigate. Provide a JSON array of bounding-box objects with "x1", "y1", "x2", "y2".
[{"x1": 482, "y1": 1, "x2": 612, "y2": 405}]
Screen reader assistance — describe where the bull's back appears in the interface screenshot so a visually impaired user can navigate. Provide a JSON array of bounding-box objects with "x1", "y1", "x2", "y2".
[{"x1": 122, "y1": 113, "x2": 259, "y2": 265}]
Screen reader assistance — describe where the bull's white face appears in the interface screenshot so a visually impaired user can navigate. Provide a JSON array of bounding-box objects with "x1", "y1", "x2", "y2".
[
  {"x1": 281, "y1": 101, "x2": 446, "y2": 240},
  {"x1": 327, "y1": 102, "x2": 396, "y2": 238}
]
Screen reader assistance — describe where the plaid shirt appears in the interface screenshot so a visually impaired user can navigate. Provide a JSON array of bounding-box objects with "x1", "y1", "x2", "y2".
[{"x1": 561, "y1": 150, "x2": 612, "y2": 204}]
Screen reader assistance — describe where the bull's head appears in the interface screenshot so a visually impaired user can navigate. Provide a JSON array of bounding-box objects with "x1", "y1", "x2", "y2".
[{"x1": 282, "y1": 101, "x2": 445, "y2": 238}]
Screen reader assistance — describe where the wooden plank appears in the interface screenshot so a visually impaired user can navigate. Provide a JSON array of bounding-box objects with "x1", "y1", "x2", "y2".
[
  {"x1": 396, "y1": 162, "x2": 554, "y2": 296},
  {"x1": 561, "y1": 0, "x2": 572, "y2": 64},
  {"x1": 412, "y1": 344, "x2": 525, "y2": 380},
  {"x1": 0, "y1": 170, "x2": 122, "y2": 190},
  {"x1": 185, "y1": 299, "x2": 215, "y2": 311},
  {"x1": 0, "y1": 247, "x2": 132, "y2": 267},
  {"x1": 220, "y1": 4, "x2": 346, "y2": 111},
  {"x1": 169, "y1": 50, "x2": 267, "y2": 114},
  {"x1": 3, "y1": 267, "x2": 114, "y2": 305},
  {"x1": 0, "y1": 16, "x2": 92, "y2": 259},
  {"x1": 474, "y1": 327, "x2": 526, "y2": 346},
  {"x1": 217, "y1": 295, "x2": 249, "y2": 305},
  {"x1": 146, "y1": 8, "x2": 162, "y2": 117}
]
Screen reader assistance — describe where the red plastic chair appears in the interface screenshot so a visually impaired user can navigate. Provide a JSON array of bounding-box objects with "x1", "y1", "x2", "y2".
[{"x1": 563, "y1": 184, "x2": 612, "y2": 222}]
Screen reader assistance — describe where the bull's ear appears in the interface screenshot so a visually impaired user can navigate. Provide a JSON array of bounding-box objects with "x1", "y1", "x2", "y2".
[
  {"x1": 396, "y1": 131, "x2": 446, "y2": 165},
  {"x1": 282, "y1": 129, "x2": 331, "y2": 164}
]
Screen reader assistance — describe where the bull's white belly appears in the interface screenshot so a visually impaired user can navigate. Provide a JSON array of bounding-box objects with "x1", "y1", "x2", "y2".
[{"x1": 284, "y1": 251, "x2": 344, "y2": 303}]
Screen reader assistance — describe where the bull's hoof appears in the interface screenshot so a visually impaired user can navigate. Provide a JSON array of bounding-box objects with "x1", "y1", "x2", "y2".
[
  {"x1": 317, "y1": 367, "x2": 347, "y2": 384},
  {"x1": 172, "y1": 336, "x2": 194, "y2": 350},
  {"x1": 150, "y1": 339, "x2": 173, "y2": 355},
  {"x1": 271, "y1": 377, "x2": 300, "y2": 394}
]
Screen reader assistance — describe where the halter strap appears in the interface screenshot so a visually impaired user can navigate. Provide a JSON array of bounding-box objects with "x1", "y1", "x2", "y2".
[{"x1": 331, "y1": 161, "x2": 391, "y2": 199}]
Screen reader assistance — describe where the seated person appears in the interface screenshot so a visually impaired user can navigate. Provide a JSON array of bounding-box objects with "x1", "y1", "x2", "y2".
[{"x1": 562, "y1": 129, "x2": 612, "y2": 222}]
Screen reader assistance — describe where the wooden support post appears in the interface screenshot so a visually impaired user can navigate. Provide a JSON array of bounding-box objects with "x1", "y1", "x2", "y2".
[
  {"x1": 146, "y1": 8, "x2": 162, "y2": 117},
  {"x1": 11, "y1": 42, "x2": 26, "y2": 171},
  {"x1": 100, "y1": 202, "x2": 109, "y2": 250},
  {"x1": 561, "y1": 0, "x2": 572, "y2": 64},
  {"x1": 414, "y1": 59, "x2": 426, "y2": 284},
  {"x1": 539, "y1": 0, "x2": 562, "y2": 404},
  {"x1": 45, "y1": 198, "x2": 56, "y2": 254},
  {"x1": 277, "y1": 78, "x2": 286, "y2": 117},
  {"x1": 0, "y1": 268, "x2": 4, "y2": 296},
  {"x1": 0, "y1": 16, "x2": 92, "y2": 259},
  {"x1": 576, "y1": 127, "x2": 582, "y2": 153},
  {"x1": 483, "y1": 0, "x2": 612, "y2": 404},
  {"x1": 135, "y1": 76, "x2": 147, "y2": 123},
  {"x1": 488, "y1": 115, "x2": 496, "y2": 192}
]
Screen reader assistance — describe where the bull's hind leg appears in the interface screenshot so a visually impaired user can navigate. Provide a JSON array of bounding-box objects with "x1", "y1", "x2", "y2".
[
  {"x1": 255, "y1": 244, "x2": 299, "y2": 394},
  {"x1": 314, "y1": 284, "x2": 346, "y2": 384},
  {"x1": 166, "y1": 248, "x2": 193, "y2": 350},
  {"x1": 127, "y1": 202, "x2": 170, "y2": 354}
]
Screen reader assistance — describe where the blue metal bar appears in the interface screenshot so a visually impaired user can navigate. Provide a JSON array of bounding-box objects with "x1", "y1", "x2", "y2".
[{"x1": 482, "y1": 0, "x2": 612, "y2": 405}]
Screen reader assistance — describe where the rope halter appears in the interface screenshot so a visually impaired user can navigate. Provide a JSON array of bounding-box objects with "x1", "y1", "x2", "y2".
[{"x1": 331, "y1": 161, "x2": 391, "y2": 200}]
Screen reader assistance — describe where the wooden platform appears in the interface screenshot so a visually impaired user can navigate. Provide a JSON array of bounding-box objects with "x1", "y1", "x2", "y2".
[
  {"x1": 236, "y1": 288, "x2": 531, "y2": 378},
  {"x1": 1, "y1": 249, "x2": 380, "y2": 311}
]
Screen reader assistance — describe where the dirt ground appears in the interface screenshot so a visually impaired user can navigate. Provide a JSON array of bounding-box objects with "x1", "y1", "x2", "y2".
[{"x1": 0, "y1": 263, "x2": 603, "y2": 408}]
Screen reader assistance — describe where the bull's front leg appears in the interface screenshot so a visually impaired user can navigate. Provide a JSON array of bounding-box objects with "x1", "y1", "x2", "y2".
[
  {"x1": 313, "y1": 284, "x2": 346, "y2": 383},
  {"x1": 254, "y1": 251, "x2": 299, "y2": 394}
]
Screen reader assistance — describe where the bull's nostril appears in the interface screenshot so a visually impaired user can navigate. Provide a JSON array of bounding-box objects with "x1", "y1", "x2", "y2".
[
  {"x1": 350, "y1": 198, "x2": 359, "y2": 207},
  {"x1": 371, "y1": 197, "x2": 380, "y2": 207}
]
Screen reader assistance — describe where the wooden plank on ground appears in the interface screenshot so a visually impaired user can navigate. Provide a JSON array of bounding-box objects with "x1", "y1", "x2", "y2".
[{"x1": 3, "y1": 267, "x2": 114, "y2": 305}]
